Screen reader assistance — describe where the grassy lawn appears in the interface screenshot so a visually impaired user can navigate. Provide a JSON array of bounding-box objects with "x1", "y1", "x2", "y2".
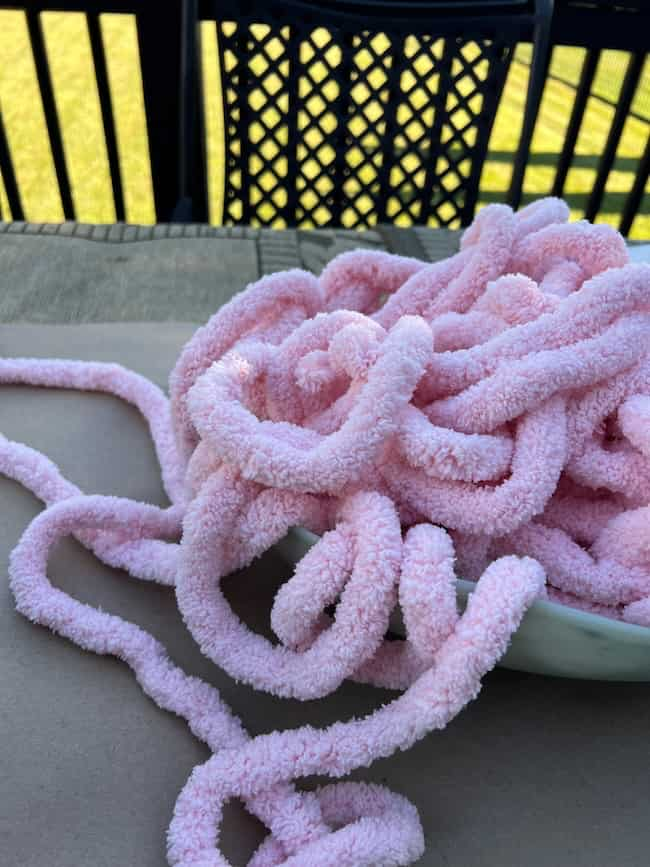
[
  {"x1": 0, "y1": 11, "x2": 648, "y2": 236},
  {"x1": 486, "y1": 44, "x2": 650, "y2": 235}
]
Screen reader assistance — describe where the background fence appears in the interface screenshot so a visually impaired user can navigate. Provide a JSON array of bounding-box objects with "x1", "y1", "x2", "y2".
[{"x1": 0, "y1": 5, "x2": 648, "y2": 234}]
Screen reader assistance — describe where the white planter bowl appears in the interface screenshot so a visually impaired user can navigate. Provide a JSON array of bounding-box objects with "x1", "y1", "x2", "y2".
[{"x1": 276, "y1": 526, "x2": 650, "y2": 681}]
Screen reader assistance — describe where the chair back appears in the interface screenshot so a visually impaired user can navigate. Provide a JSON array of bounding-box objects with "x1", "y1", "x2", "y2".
[{"x1": 195, "y1": 0, "x2": 542, "y2": 228}]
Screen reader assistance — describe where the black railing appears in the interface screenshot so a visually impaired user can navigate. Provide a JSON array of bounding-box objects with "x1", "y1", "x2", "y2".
[
  {"x1": 0, "y1": 1, "x2": 189, "y2": 223},
  {"x1": 0, "y1": 0, "x2": 647, "y2": 234}
]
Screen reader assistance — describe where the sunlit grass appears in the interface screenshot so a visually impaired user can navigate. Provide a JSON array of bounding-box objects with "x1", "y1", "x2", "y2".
[
  {"x1": 0, "y1": 10, "x2": 153, "y2": 223},
  {"x1": 0, "y1": 12, "x2": 648, "y2": 237}
]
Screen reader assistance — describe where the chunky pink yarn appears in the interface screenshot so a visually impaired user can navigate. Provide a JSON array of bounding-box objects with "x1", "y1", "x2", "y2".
[{"x1": 4, "y1": 197, "x2": 650, "y2": 865}]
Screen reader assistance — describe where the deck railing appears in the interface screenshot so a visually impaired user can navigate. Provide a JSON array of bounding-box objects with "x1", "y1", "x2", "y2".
[{"x1": 0, "y1": 0, "x2": 647, "y2": 235}]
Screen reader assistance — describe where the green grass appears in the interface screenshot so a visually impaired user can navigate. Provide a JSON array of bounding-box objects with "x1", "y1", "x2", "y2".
[
  {"x1": 0, "y1": 11, "x2": 154, "y2": 223},
  {"x1": 481, "y1": 45, "x2": 650, "y2": 235},
  {"x1": 0, "y1": 12, "x2": 648, "y2": 236}
]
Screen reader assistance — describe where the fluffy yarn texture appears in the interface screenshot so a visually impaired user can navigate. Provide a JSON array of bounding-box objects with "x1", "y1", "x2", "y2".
[{"x1": 4, "y1": 197, "x2": 650, "y2": 865}]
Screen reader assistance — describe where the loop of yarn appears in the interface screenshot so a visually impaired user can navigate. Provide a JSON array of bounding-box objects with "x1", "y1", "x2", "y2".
[{"x1": 4, "y1": 197, "x2": 650, "y2": 865}]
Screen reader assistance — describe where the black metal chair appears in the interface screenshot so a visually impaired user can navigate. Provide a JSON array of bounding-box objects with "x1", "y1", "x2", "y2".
[
  {"x1": 188, "y1": 0, "x2": 553, "y2": 228},
  {"x1": 0, "y1": 0, "x2": 195, "y2": 223},
  {"x1": 0, "y1": 0, "x2": 552, "y2": 228}
]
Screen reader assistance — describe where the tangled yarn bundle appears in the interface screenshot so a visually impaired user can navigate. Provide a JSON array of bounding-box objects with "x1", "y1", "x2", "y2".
[{"x1": 4, "y1": 196, "x2": 650, "y2": 865}]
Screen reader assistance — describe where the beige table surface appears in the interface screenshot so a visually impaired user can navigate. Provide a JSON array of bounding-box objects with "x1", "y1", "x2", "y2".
[
  {"x1": 0, "y1": 220, "x2": 459, "y2": 323},
  {"x1": 1, "y1": 228, "x2": 650, "y2": 867}
]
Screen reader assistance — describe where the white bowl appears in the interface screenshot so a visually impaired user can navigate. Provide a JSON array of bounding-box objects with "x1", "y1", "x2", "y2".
[{"x1": 276, "y1": 526, "x2": 650, "y2": 681}]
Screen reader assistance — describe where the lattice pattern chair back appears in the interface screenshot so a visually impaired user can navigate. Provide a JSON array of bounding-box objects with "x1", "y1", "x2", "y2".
[{"x1": 201, "y1": 0, "x2": 542, "y2": 229}]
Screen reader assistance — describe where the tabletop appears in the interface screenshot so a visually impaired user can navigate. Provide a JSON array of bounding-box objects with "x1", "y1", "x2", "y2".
[
  {"x1": 0, "y1": 220, "x2": 460, "y2": 323},
  {"x1": 1, "y1": 220, "x2": 647, "y2": 325},
  {"x1": 2, "y1": 221, "x2": 650, "y2": 867}
]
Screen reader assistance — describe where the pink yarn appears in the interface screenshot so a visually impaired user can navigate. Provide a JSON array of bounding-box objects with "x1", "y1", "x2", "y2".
[
  {"x1": 545, "y1": 587, "x2": 622, "y2": 620},
  {"x1": 168, "y1": 556, "x2": 544, "y2": 866},
  {"x1": 619, "y1": 394, "x2": 650, "y2": 458},
  {"x1": 177, "y1": 479, "x2": 404, "y2": 700},
  {"x1": 187, "y1": 316, "x2": 432, "y2": 494},
  {"x1": 4, "y1": 197, "x2": 650, "y2": 865},
  {"x1": 471, "y1": 274, "x2": 560, "y2": 325},
  {"x1": 495, "y1": 522, "x2": 650, "y2": 606},
  {"x1": 383, "y1": 396, "x2": 567, "y2": 536},
  {"x1": 540, "y1": 489, "x2": 623, "y2": 546},
  {"x1": 419, "y1": 262, "x2": 650, "y2": 404},
  {"x1": 0, "y1": 357, "x2": 185, "y2": 503},
  {"x1": 0, "y1": 435, "x2": 181, "y2": 584},
  {"x1": 169, "y1": 269, "x2": 323, "y2": 462},
  {"x1": 398, "y1": 405, "x2": 514, "y2": 482},
  {"x1": 425, "y1": 313, "x2": 650, "y2": 432},
  {"x1": 509, "y1": 220, "x2": 628, "y2": 282},
  {"x1": 320, "y1": 248, "x2": 425, "y2": 313}
]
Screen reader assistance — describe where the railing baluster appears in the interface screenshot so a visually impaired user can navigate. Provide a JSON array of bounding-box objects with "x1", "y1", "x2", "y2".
[
  {"x1": 176, "y1": 0, "x2": 203, "y2": 221},
  {"x1": 189, "y1": 11, "x2": 208, "y2": 223},
  {"x1": 136, "y1": 3, "x2": 186, "y2": 221},
  {"x1": 507, "y1": 0, "x2": 553, "y2": 211},
  {"x1": 551, "y1": 48, "x2": 599, "y2": 198},
  {"x1": 0, "y1": 107, "x2": 23, "y2": 220},
  {"x1": 26, "y1": 8, "x2": 75, "y2": 220},
  {"x1": 619, "y1": 131, "x2": 650, "y2": 238},
  {"x1": 87, "y1": 11, "x2": 125, "y2": 222},
  {"x1": 461, "y1": 40, "x2": 511, "y2": 227},
  {"x1": 585, "y1": 50, "x2": 645, "y2": 223}
]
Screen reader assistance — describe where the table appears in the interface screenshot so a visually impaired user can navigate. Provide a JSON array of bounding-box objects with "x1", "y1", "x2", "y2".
[
  {"x1": 0, "y1": 220, "x2": 460, "y2": 323},
  {"x1": 1, "y1": 224, "x2": 650, "y2": 867}
]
